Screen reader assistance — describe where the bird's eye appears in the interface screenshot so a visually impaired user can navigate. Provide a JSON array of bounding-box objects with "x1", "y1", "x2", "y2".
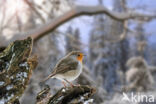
[{"x1": 78, "y1": 54, "x2": 80, "y2": 57}]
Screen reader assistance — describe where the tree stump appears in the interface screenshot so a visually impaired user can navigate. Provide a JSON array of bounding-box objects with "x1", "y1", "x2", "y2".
[
  {"x1": 0, "y1": 37, "x2": 38, "y2": 103},
  {"x1": 36, "y1": 85, "x2": 96, "y2": 104}
]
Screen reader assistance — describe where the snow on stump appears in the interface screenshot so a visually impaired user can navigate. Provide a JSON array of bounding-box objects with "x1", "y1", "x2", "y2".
[
  {"x1": 36, "y1": 85, "x2": 96, "y2": 104},
  {"x1": 0, "y1": 37, "x2": 38, "y2": 103}
]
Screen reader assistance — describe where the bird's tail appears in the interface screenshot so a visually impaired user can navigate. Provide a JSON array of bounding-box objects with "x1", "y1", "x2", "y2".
[{"x1": 41, "y1": 74, "x2": 55, "y2": 82}]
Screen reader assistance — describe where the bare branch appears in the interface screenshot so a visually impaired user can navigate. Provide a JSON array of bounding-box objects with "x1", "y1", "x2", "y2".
[
  {"x1": 24, "y1": 0, "x2": 45, "y2": 23},
  {"x1": 15, "y1": 12, "x2": 22, "y2": 32},
  {"x1": 1, "y1": 5, "x2": 156, "y2": 46}
]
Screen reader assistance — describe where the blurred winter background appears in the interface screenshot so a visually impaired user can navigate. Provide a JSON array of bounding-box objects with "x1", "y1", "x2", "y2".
[{"x1": 0, "y1": 0, "x2": 156, "y2": 104}]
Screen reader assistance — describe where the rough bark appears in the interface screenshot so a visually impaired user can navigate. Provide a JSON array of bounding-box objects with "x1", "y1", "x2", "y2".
[
  {"x1": 0, "y1": 37, "x2": 38, "y2": 103},
  {"x1": 36, "y1": 85, "x2": 96, "y2": 104}
]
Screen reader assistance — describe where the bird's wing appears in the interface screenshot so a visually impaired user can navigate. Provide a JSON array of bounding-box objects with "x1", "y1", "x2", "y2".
[
  {"x1": 52, "y1": 57, "x2": 78, "y2": 75},
  {"x1": 41, "y1": 57, "x2": 78, "y2": 82}
]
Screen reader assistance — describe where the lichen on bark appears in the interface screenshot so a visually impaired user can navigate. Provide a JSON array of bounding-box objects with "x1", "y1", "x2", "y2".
[
  {"x1": 0, "y1": 37, "x2": 38, "y2": 103},
  {"x1": 36, "y1": 85, "x2": 96, "y2": 104}
]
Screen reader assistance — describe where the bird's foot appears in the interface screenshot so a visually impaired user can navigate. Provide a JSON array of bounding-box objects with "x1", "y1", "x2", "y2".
[
  {"x1": 63, "y1": 79, "x2": 75, "y2": 88},
  {"x1": 69, "y1": 82, "x2": 74, "y2": 88},
  {"x1": 62, "y1": 81, "x2": 67, "y2": 88}
]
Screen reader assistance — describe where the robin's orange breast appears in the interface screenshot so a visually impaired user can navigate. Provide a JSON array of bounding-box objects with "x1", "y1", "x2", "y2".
[{"x1": 77, "y1": 53, "x2": 84, "y2": 63}]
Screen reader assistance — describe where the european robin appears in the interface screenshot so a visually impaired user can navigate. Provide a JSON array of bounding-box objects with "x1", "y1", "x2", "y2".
[{"x1": 42, "y1": 51, "x2": 85, "y2": 87}]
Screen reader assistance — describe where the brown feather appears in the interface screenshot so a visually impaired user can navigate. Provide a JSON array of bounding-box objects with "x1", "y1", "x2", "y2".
[
  {"x1": 41, "y1": 73, "x2": 55, "y2": 82},
  {"x1": 41, "y1": 51, "x2": 81, "y2": 82},
  {"x1": 52, "y1": 57, "x2": 78, "y2": 75},
  {"x1": 42, "y1": 57, "x2": 78, "y2": 82}
]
